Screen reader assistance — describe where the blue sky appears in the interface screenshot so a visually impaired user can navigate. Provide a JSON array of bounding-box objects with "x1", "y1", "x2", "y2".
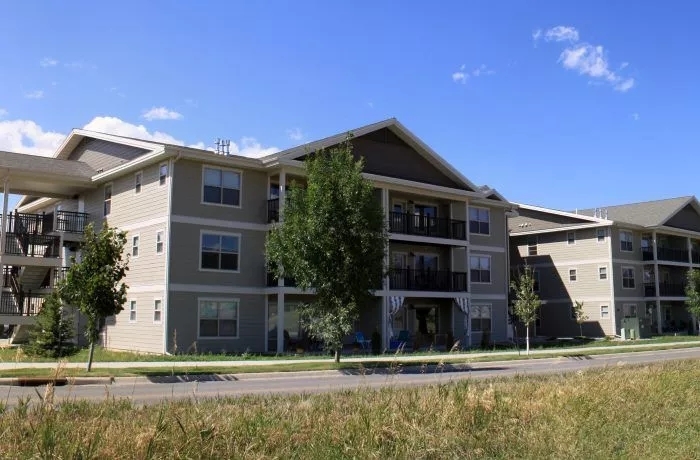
[{"x1": 1, "y1": 1, "x2": 698, "y2": 211}]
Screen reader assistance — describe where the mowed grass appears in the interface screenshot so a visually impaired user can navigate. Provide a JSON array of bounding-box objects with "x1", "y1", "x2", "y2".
[{"x1": 1, "y1": 361, "x2": 700, "y2": 459}]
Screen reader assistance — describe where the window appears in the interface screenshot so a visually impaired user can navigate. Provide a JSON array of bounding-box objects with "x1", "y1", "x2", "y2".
[
  {"x1": 527, "y1": 236, "x2": 538, "y2": 256},
  {"x1": 470, "y1": 304, "x2": 491, "y2": 332},
  {"x1": 599, "y1": 266, "x2": 608, "y2": 280},
  {"x1": 469, "y1": 207, "x2": 490, "y2": 235},
  {"x1": 153, "y1": 299, "x2": 162, "y2": 323},
  {"x1": 103, "y1": 184, "x2": 112, "y2": 216},
  {"x1": 199, "y1": 299, "x2": 239, "y2": 338},
  {"x1": 131, "y1": 235, "x2": 140, "y2": 257},
  {"x1": 620, "y1": 231, "x2": 634, "y2": 252},
  {"x1": 156, "y1": 230, "x2": 164, "y2": 254},
  {"x1": 623, "y1": 304, "x2": 638, "y2": 317},
  {"x1": 567, "y1": 231, "x2": 576, "y2": 245},
  {"x1": 622, "y1": 266, "x2": 636, "y2": 289},
  {"x1": 470, "y1": 255, "x2": 491, "y2": 283},
  {"x1": 203, "y1": 167, "x2": 241, "y2": 207},
  {"x1": 532, "y1": 270, "x2": 540, "y2": 292},
  {"x1": 597, "y1": 228, "x2": 606, "y2": 242},
  {"x1": 159, "y1": 163, "x2": 168, "y2": 186},
  {"x1": 200, "y1": 232, "x2": 240, "y2": 271},
  {"x1": 569, "y1": 269, "x2": 577, "y2": 282},
  {"x1": 129, "y1": 301, "x2": 136, "y2": 322},
  {"x1": 134, "y1": 171, "x2": 143, "y2": 194},
  {"x1": 600, "y1": 305, "x2": 609, "y2": 318}
]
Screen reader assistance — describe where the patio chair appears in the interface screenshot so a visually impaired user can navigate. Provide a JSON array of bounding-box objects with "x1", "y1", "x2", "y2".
[{"x1": 355, "y1": 332, "x2": 371, "y2": 351}]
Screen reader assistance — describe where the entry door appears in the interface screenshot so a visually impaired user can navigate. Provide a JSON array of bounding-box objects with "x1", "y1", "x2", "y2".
[{"x1": 415, "y1": 254, "x2": 439, "y2": 271}]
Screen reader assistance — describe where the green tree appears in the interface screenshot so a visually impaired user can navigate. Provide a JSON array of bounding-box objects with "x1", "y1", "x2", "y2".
[
  {"x1": 573, "y1": 300, "x2": 588, "y2": 338},
  {"x1": 685, "y1": 268, "x2": 700, "y2": 335},
  {"x1": 25, "y1": 290, "x2": 74, "y2": 358},
  {"x1": 510, "y1": 265, "x2": 541, "y2": 355},
  {"x1": 266, "y1": 135, "x2": 388, "y2": 363},
  {"x1": 60, "y1": 222, "x2": 129, "y2": 371}
]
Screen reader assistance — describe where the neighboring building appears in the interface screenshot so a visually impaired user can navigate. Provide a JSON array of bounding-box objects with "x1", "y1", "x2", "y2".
[
  {"x1": 2, "y1": 118, "x2": 516, "y2": 354},
  {"x1": 509, "y1": 197, "x2": 700, "y2": 338}
]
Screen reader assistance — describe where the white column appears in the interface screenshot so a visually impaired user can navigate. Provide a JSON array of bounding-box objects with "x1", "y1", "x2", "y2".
[
  {"x1": 0, "y1": 177, "x2": 8, "y2": 255},
  {"x1": 688, "y1": 237, "x2": 693, "y2": 266},
  {"x1": 653, "y1": 231, "x2": 662, "y2": 334},
  {"x1": 276, "y1": 170, "x2": 286, "y2": 353}
]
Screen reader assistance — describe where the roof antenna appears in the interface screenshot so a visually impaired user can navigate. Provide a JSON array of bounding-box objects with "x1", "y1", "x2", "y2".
[
  {"x1": 604, "y1": 208, "x2": 608, "y2": 219},
  {"x1": 215, "y1": 138, "x2": 231, "y2": 156}
]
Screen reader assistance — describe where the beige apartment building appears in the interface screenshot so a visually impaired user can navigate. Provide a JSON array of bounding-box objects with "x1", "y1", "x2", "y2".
[
  {"x1": 1, "y1": 118, "x2": 515, "y2": 354},
  {"x1": 509, "y1": 197, "x2": 700, "y2": 338}
]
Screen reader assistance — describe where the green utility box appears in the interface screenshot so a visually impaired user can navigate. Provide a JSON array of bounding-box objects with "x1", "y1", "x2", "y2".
[{"x1": 620, "y1": 317, "x2": 652, "y2": 340}]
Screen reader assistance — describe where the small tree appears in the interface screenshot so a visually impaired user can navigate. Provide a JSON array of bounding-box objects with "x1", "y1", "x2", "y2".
[
  {"x1": 266, "y1": 135, "x2": 388, "y2": 363},
  {"x1": 510, "y1": 265, "x2": 541, "y2": 355},
  {"x1": 685, "y1": 268, "x2": 700, "y2": 335},
  {"x1": 60, "y1": 221, "x2": 129, "y2": 371},
  {"x1": 25, "y1": 290, "x2": 74, "y2": 358},
  {"x1": 573, "y1": 300, "x2": 588, "y2": 338}
]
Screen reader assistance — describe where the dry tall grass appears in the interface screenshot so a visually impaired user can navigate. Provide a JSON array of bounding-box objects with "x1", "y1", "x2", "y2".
[{"x1": 1, "y1": 360, "x2": 699, "y2": 459}]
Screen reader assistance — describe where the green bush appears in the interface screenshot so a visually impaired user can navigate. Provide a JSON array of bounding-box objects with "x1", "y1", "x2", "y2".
[{"x1": 25, "y1": 291, "x2": 75, "y2": 358}]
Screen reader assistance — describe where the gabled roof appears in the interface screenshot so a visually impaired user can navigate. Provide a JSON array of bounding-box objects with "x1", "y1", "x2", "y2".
[
  {"x1": 261, "y1": 118, "x2": 482, "y2": 193},
  {"x1": 53, "y1": 129, "x2": 164, "y2": 160},
  {"x1": 575, "y1": 196, "x2": 696, "y2": 228}
]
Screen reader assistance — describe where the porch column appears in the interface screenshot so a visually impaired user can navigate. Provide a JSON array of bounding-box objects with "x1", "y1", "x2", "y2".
[
  {"x1": 653, "y1": 231, "x2": 662, "y2": 334},
  {"x1": 276, "y1": 170, "x2": 286, "y2": 353},
  {"x1": 0, "y1": 177, "x2": 8, "y2": 255},
  {"x1": 382, "y1": 295, "x2": 389, "y2": 349},
  {"x1": 688, "y1": 237, "x2": 694, "y2": 266},
  {"x1": 465, "y1": 201, "x2": 472, "y2": 347}
]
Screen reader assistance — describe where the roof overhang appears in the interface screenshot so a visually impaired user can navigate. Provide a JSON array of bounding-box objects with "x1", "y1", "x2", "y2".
[
  {"x1": 53, "y1": 129, "x2": 163, "y2": 160},
  {"x1": 514, "y1": 202, "x2": 612, "y2": 224}
]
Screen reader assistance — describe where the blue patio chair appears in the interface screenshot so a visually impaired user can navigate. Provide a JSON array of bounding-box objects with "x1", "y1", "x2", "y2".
[{"x1": 355, "y1": 332, "x2": 371, "y2": 351}]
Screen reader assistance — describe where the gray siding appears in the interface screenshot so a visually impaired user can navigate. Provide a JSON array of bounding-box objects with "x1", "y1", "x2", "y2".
[
  {"x1": 68, "y1": 138, "x2": 150, "y2": 172},
  {"x1": 470, "y1": 204, "x2": 506, "y2": 247},
  {"x1": 166, "y1": 292, "x2": 265, "y2": 353},
  {"x1": 170, "y1": 159, "x2": 268, "y2": 224},
  {"x1": 513, "y1": 227, "x2": 611, "y2": 264},
  {"x1": 103, "y1": 291, "x2": 165, "y2": 353},
  {"x1": 666, "y1": 204, "x2": 700, "y2": 232},
  {"x1": 508, "y1": 208, "x2": 594, "y2": 233},
  {"x1": 610, "y1": 226, "x2": 644, "y2": 261},
  {"x1": 454, "y1": 299, "x2": 509, "y2": 344},
  {"x1": 612, "y1": 262, "x2": 645, "y2": 298},
  {"x1": 470, "y1": 252, "x2": 507, "y2": 296},
  {"x1": 537, "y1": 300, "x2": 614, "y2": 337}
]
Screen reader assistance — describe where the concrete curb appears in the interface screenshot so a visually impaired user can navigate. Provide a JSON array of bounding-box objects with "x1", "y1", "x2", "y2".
[{"x1": 0, "y1": 376, "x2": 115, "y2": 387}]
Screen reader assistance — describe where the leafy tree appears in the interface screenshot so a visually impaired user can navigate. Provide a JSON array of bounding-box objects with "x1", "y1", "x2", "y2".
[
  {"x1": 685, "y1": 268, "x2": 700, "y2": 335},
  {"x1": 25, "y1": 290, "x2": 74, "y2": 358},
  {"x1": 60, "y1": 221, "x2": 129, "y2": 371},
  {"x1": 572, "y1": 300, "x2": 588, "y2": 338},
  {"x1": 266, "y1": 135, "x2": 388, "y2": 362},
  {"x1": 510, "y1": 265, "x2": 541, "y2": 355}
]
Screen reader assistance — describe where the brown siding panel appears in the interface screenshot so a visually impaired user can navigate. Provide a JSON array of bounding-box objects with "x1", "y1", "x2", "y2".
[{"x1": 68, "y1": 138, "x2": 150, "y2": 172}]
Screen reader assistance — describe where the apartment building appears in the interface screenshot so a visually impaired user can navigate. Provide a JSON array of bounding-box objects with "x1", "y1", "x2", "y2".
[
  {"x1": 509, "y1": 197, "x2": 700, "y2": 338},
  {"x1": 2, "y1": 118, "x2": 515, "y2": 354}
]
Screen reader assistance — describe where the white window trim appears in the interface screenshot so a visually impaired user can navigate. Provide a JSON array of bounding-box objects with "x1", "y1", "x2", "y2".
[
  {"x1": 622, "y1": 265, "x2": 636, "y2": 290},
  {"x1": 568, "y1": 267, "x2": 578, "y2": 283},
  {"x1": 159, "y1": 162, "x2": 168, "y2": 186},
  {"x1": 129, "y1": 300, "x2": 137, "y2": 323},
  {"x1": 153, "y1": 298, "x2": 163, "y2": 324},
  {"x1": 134, "y1": 170, "x2": 143, "y2": 195},
  {"x1": 620, "y1": 229, "x2": 634, "y2": 253},
  {"x1": 469, "y1": 206, "x2": 491, "y2": 236},
  {"x1": 470, "y1": 303, "x2": 493, "y2": 333},
  {"x1": 200, "y1": 164, "x2": 243, "y2": 209},
  {"x1": 470, "y1": 254, "x2": 492, "y2": 285},
  {"x1": 155, "y1": 229, "x2": 165, "y2": 255},
  {"x1": 131, "y1": 233, "x2": 140, "y2": 258},
  {"x1": 198, "y1": 229, "x2": 242, "y2": 273},
  {"x1": 567, "y1": 231, "x2": 576, "y2": 245},
  {"x1": 103, "y1": 183, "x2": 113, "y2": 217},
  {"x1": 197, "y1": 297, "x2": 240, "y2": 339},
  {"x1": 597, "y1": 228, "x2": 607, "y2": 243},
  {"x1": 598, "y1": 265, "x2": 608, "y2": 281},
  {"x1": 600, "y1": 304, "x2": 610, "y2": 319},
  {"x1": 527, "y1": 236, "x2": 538, "y2": 256}
]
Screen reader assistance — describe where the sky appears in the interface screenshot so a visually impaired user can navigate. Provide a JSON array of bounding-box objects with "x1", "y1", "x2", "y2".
[{"x1": 1, "y1": 1, "x2": 698, "y2": 212}]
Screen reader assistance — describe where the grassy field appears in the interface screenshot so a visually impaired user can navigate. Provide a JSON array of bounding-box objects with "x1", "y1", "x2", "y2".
[
  {"x1": 0, "y1": 335, "x2": 699, "y2": 364},
  {"x1": 1, "y1": 360, "x2": 699, "y2": 458}
]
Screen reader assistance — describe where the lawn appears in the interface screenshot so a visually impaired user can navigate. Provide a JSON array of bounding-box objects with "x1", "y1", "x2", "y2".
[{"x1": 1, "y1": 360, "x2": 699, "y2": 458}]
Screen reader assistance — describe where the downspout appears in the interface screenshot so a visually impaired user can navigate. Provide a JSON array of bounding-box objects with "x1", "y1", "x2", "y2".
[{"x1": 162, "y1": 152, "x2": 181, "y2": 354}]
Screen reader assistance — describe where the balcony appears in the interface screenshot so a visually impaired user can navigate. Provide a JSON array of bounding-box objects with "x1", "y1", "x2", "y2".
[
  {"x1": 644, "y1": 282, "x2": 656, "y2": 297},
  {"x1": 659, "y1": 282, "x2": 687, "y2": 297},
  {"x1": 267, "y1": 199, "x2": 279, "y2": 223},
  {"x1": 388, "y1": 212, "x2": 467, "y2": 240},
  {"x1": 642, "y1": 248, "x2": 654, "y2": 261},
  {"x1": 4, "y1": 233, "x2": 61, "y2": 258},
  {"x1": 53, "y1": 211, "x2": 89, "y2": 233},
  {"x1": 3, "y1": 211, "x2": 89, "y2": 235},
  {"x1": 389, "y1": 268, "x2": 468, "y2": 292},
  {"x1": 266, "y1": 272, "x2": 297, "y2": 287},
  {"x1": 693, "y1": 250, "x2": 700, "y2": 265},
  {"x1": 657, "y1": 247, "x2": 689, "y2": 263},
  {"x1": 0, "y1": 293, "x2": 45, "y2": 316}
]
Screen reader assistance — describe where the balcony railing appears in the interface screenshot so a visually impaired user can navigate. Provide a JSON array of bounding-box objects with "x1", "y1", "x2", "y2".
[
  {"x1": 389, "y1": 268, "x2": 468, "y2": 292},
  {"x1": 266, "y1": 272, "x2": 297, "y2": 287},
  {"x1": 55, "y1": 211, "x2": 89, "y2": 233},
  {"x1": 641, "y1": 248, "x2": 654, "y2": 261},
  {"x1": 4, "y1": 233, "x2": 61, "y2": 258},
  {"x1": 267, "y1": 199, "x2": 279, "y2": 223},
  {"x1": 3, "y1": 211, "x2": 89, "y2": 235},
  {"x1": 657, "y1": 247, "x2": 689, "y2": 263},
  {"x1": 659, "y1": 282, "x2": 687, "y2": 297},
  {"x1": 693, "y1": 250, "x2": 700, "y2": 265},
  {"x1": 388, "y1": 212, "x2": 467, "y2": 240},
  {"x1": 644, "y1": 282, "x2": 656, "y2": 297},
  {"x1": 0, "y1": 293, "x2": 45, "y2": 316}
]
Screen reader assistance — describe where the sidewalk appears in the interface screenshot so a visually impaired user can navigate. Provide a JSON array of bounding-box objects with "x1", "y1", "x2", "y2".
[{"x1": 0, "y1": 340, "x2": 697, "y2": 370}]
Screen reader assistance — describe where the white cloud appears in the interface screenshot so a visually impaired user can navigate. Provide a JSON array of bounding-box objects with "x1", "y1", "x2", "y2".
[
  {"x1": 0, "y1": 115, "x2": 279, "y2": 159},
  {"x1": 532, "y1": 29, "x2": 542, "y2": 42},
  {"x1": 24, "y1": 90, "x2": 44, "y2": 99},
  {"x1": 632, "y1": 112, "x2": 640, "y2": 121},
  {"x1": 0, "y1": 108, "x2": 7, "y2": 118},
  {"x1": 142, "y1": 107, "x2": 183, "y2": 121},
  {"x1": 538, "y1": 26, "x2": 634, "y2": 93},
  {"x1": 286, "y1": 127, "x2": 303, "y2": 142},
  {"x1": 452, "y1": 64, "x2": 468, "y2": 83},
  {"x1": 472, "y1": 64, "x2": 495, "y2": 77},
  {"x1": 544, "y1": 26, "x2": 579, "y2": 43},
  {"x1": 40, "y1": 57, "x2": 58, "y2": 67}
]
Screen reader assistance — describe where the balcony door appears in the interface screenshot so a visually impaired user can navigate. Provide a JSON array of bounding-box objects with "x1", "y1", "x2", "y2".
[
  {"x1": 413, "y1": 204, "x2": 438, "y2": 235},
  {"x1": 392, "y1": 252, "x2": 408, "y2": 270},
  {"x1": 414, "y1": 253, "x2": 438, "y2": 271}
]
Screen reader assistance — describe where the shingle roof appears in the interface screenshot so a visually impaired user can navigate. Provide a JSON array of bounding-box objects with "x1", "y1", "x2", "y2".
[
  {"x1": 0, "y1": 150, "x2": 95, "y2": 179},
  {"x1": 575, "y1": 196, "x2": 693, "y2": 227}
]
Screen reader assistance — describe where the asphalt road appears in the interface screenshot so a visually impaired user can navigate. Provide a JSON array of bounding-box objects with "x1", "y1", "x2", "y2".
[{"x1": 2, "y1": 347, "x2": 699, "y2": 408}]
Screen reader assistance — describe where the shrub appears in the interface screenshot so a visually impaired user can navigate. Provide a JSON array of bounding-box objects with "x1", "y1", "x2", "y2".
[{"x1": 26, "y1": 291, "x2": 75, "y2": 358}]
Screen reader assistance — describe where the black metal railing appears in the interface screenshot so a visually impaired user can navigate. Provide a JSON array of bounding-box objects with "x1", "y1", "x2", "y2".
[
  {"x1": 659, "y1": 282, "x2": 687, "y2": 297},
  {"x1": 657, "y1": 247, "x2": 689, "y2": 263},
  {"x1": 693, "y1": 250, "x2": 700, "y2": 265},
  {"x1": 4, "y1": 233, "x2": 61, "y2": 258},
  {"x1": 388, "y1": 212, "x2": 467, "y2": 240},
  {"x1": 641, "y1": 248, "x2": 654, "y2": 261},
  {"x1": 267, "y1": 199, "x2": 279, "y2": 223},
  {"x1": 266, "y1": 272, "x2": 297, "y2": 287},
  {"x1": 389, "y1": 268, "x2": 468, "y2": 292},
  {"x1": 56, "y1": 211, "x2": 89, "y2": 233},
  {"x1": 644, "y1": 282, "x2": 656, "y2": 297},
  {"x1": 0, "y1": 293, "x2": 45, "y2": 316},
  {"x1": 3, "y1": 212, "x2": 47, "y2": 235}
]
